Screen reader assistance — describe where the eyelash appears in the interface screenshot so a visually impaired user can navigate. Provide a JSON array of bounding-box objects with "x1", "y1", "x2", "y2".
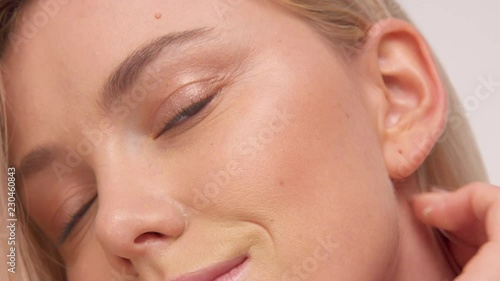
[
  {"x1": 59, "y1": 195, "x2": 97, "y2": 245},
  {"x1": 159, "y1": 89, "x2": 220, "y2": 136}
]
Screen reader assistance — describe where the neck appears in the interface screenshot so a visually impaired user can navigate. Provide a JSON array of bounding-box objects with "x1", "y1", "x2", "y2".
[{"x1": 389, "y1": 174, "x2": 457, "y2": 281}]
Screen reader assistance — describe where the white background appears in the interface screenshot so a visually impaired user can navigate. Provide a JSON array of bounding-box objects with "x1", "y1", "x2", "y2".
[{"x1": 399, "y1": 0, "x2": 500, "y2": 185}]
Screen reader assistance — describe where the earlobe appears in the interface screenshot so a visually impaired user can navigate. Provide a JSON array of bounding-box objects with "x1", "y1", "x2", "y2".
[{"x1": 361, "y1": 19, "x2": 448, "y2": 180}]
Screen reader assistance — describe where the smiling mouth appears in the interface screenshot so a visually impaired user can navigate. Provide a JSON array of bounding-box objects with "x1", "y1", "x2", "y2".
[{"x1": 171, "y1": 255, "x2": 249, "y2": 281}]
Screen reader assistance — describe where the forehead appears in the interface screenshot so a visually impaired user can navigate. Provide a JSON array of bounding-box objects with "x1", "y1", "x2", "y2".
[{"x1": 2, "y1": 0, "x2": 248, "y2": 95}]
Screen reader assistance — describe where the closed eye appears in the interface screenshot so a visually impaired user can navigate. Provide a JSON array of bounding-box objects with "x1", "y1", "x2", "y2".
[
  {"x1": 158, "y1": 90, "x2": 219, "y2": 136},
  {"x1": 59, "y1": 195, "x2": 97, "y2": 245}
]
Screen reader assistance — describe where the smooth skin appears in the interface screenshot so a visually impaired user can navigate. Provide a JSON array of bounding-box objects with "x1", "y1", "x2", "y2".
[{"x1": 1, "y1": 0, "x2": 498, "y2": 280}]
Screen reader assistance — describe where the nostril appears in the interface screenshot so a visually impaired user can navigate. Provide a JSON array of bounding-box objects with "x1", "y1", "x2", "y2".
[{"x1": 134, "y1": 232, "x2": 165, "y2": 244}]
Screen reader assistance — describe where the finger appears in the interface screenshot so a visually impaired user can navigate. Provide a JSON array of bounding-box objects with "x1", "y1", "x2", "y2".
[
  {"x1": 446, "y1": 238, "x2": 478, "y2": 267},
  {"x1": 453, "y1": 241, "x2": 500, "y2": 281},
  {"x1": 410, "y1": 182, "x2": 500, "y2": 246}
]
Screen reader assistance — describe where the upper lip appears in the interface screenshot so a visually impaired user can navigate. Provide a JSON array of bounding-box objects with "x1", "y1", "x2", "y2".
[{"x1": 170, "y1": 255, "x2": 247, "y2": 281}]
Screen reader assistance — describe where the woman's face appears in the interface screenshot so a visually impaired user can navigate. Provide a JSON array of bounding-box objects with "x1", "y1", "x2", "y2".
[{"x1": 4, "y1": 0, "x2": 400, "y2": 280}]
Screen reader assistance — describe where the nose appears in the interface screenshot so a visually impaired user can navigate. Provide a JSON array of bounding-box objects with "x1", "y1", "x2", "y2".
[{"x1": 94, "y1": 164, "x2": 187, "y2": 274}]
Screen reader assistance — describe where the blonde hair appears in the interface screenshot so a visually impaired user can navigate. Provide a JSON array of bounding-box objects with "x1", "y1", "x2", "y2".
[
  {"x1": 0, "y1": 0, "x2": 488, "y2": 280},
  {"x1": 1, "y1": 1, "x2": 67, "y2": 278}
]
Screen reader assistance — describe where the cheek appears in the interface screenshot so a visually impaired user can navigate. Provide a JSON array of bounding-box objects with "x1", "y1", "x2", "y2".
[
  {"x1": 202, "y1": 63, "x2": 400, "y2": 279},
  {"x1": 275, "y1": 100, "x2": 398, "y2": 277}
]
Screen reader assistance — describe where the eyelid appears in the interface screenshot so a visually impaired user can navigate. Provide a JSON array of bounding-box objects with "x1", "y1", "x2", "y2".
[
  {"x1": 161, "y1": 93, "x2": 217, "y2": 134},
  {"x1": 58, "y1": 194, "x2": 97, "y2": 245},
  {"x1": 151, "y1": 76, "x2": 225, "y2": 138}
]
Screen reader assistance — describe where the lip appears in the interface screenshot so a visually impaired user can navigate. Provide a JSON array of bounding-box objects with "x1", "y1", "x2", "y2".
[{"x1": 171, "y1": 255, "x2": 248, "y2": 281}]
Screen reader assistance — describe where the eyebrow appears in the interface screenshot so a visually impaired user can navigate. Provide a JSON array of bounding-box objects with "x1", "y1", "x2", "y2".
[
  {"x1": 16, "y1": 27, "x2": 214, "y2": 178},
  {"x1": 16, "y1": 145, "x2": 58, "y2": 179},
  {"x1": 99, "y1": 27, "x2": 214, "y2": 112}
]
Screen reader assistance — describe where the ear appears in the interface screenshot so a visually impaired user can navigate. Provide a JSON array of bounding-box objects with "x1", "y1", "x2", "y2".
[{"x1": 357, "y1": 19, "x2": 448, "y2": 181}]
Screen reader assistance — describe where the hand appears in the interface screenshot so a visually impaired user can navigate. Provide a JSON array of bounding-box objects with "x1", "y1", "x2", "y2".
[{"x1": 411, "y1": 182, "x2": 500, "y2": 281}]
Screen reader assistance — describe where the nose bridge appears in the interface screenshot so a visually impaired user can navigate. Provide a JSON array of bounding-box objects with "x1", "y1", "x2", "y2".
[{"x1": 92, "y1": 145, "x2": 187, "y2": 261}]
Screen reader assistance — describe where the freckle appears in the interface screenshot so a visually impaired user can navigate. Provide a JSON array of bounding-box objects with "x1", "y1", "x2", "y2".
[
  {"x1": 279, "y1": 180, "x2": 284, "y2": 187},
  {"x1": 345, "y1": 112, "x2": 350, "y2": 119},
  {"x1": 398, "y1": 149, "x2": 402, "y2": 154},
  {"x1": 155, "y1": 13, "x2": 162, "y2": 20}
]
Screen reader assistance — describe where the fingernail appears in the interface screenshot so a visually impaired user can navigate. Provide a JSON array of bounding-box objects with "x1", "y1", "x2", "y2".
[{"x1": 423, "y1": 206, "x2": 433, "y2": 218}]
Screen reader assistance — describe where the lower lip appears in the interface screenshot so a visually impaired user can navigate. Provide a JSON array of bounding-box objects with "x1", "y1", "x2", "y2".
[{"x1": 214, "y1": 258, "x2": 249, "y2": 281}]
